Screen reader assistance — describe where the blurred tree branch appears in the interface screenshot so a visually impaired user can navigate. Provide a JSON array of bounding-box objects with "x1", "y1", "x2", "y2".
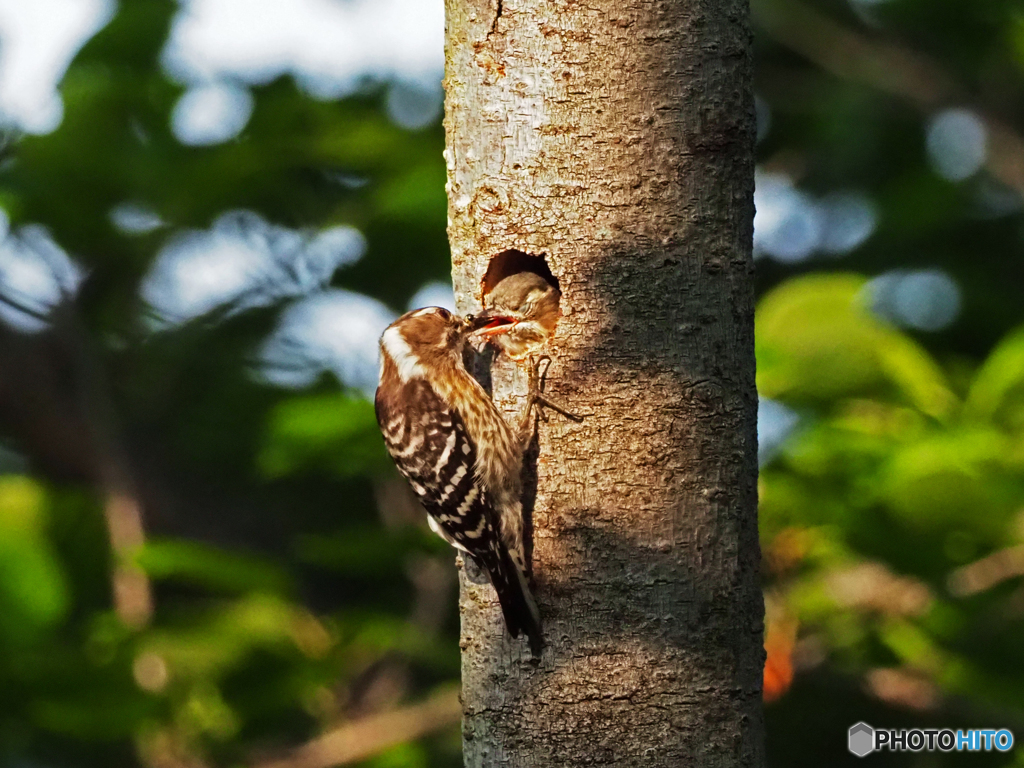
[
  {"x1": 0, "y1": 294, "x2": 154, "y2": 628},
  {"x1": 949, "y1": 544, "x2": 1024, "y2": 596},
  {"x1": 53, "y1": 300, "x2": 153, "y2": 627},
  {"x1": 57, "y1": 296, "x2": 154, "y2": 626},
  {"x1": 253, "y1": 687, "x2": 461, "y2": 768},
  {"x1": 754, "y1": 0, "x2": 1024, "y2": 194}
]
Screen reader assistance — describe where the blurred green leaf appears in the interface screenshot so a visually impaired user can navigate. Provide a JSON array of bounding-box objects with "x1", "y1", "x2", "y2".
[
  {"x1": 965, "y1": 325, "x2": 1024, "y2": 431},
  {"x1": 295, "y1": 526, "x2": 438, "y2": 576},
  {"x1": 756, "y1": 274, "x2": 956, "y2": 417},
  {"x1": 136, "y1": 539, "x2": 292, "y2": 595},
  {"x1": 0, "y1": 477, "x2": 69, "y2": 642},
  {"x1": 365, "y1": 741, "x2": 429, "y2": 768},
  {"x1": 141, "y1": 594, "x2": 333, "y2": 680},
  {"x1": 881, "y1": 430, "x2": 1020, "y2": 537},
  {"x1": 260, "y1": 393, "x2": 387, "y2": 478}
]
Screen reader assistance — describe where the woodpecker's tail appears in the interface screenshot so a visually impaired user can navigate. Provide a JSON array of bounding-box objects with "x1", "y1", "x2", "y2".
[{"x1": 474, "y1": 542, "x2": 543, "y2": 657}]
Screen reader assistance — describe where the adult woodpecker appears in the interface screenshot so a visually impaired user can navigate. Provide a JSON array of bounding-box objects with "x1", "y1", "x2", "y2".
[{"x1": 374, "y1": 306, "x2": 542, "y2": 654}]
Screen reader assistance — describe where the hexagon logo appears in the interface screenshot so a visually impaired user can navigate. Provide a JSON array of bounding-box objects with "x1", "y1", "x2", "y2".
[{"x1": 849, "y1": 722, "x2": 875, "y2": 757}]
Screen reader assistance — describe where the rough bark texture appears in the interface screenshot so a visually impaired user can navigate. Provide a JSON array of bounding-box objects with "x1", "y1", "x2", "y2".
[{"x1": 444, "y1": 0, "x2": 763, "y2": 766}]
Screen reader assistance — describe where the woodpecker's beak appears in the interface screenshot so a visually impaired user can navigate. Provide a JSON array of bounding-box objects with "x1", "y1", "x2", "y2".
[{"x1": 469, "y1": 311, "x2": 519, "y2": 340}]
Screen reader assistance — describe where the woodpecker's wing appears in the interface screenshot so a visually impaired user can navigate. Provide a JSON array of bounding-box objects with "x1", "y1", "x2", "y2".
[
  {"x1": 375, "y1": 378, "x2": 489, "y2": 544},
  {"x1": 375, "y1": 377, "x2": 542, "y2": 653}
]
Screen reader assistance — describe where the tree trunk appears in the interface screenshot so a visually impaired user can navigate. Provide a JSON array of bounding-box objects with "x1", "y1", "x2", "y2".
[{"x1": 444, "y1": 0, "x2": 763, "y2": 765}]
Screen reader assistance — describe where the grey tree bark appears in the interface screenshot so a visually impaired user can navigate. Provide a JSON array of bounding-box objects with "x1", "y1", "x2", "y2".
[{"x1": 444, "y1": 0, "x2": 763, "y2": 766}]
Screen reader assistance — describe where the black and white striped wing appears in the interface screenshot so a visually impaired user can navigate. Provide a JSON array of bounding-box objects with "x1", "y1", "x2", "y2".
[
  {"x1": 375, "y1": 378, "x2": 493, "y2": 552},
  {"x1": 374, "y1": 377, "x2": 543, "y2": 652}
]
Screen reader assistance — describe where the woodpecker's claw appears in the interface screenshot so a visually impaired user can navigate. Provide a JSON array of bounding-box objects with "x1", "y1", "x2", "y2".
[
  {"x1": 527, "y1": 355, "x2": 584, "y2": 424},
  {"x1": 535, "y1": 393, "x2": 584, "y2": 423}
]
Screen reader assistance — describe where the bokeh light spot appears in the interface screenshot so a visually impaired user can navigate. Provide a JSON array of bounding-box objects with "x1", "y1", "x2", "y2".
[
  {"x1": 110, "y1": 203, "x2": 164, "y2": 235},
  {"x1": 758, "y1": 398, "x2": 799, "y2": 466},
  {"x1": 926, "y1": 108, "x2": 987, "y2": 182},
  {"x1": 259, "y1": 290, "x2": 395, "y2": 396},
  {"x1": 754, "y1": 172, "x2": 822, "y2": 263},
  {"x1": 162, "y1": 0, "x2": 444, "y2": 97},
  {"x1": 407, "y1": 280, "x2": 456, "y2": 313},
  {"x1": 0, "y1": 0, "x2": 114, "y2": 133},
  {"x1": 817, "y1": 191, "x2": 878, "y2": 255},
  {"x1": 0, "y1": 223, "x2": 83, "y2": 332},
  {"x1": 171, "y1": 81, "x2": 253, "y2": 146},
  {"x1": 386, "y1": 78, "x2": 443, "y2": 131},
  {"x1": 142, "y1": 211, "x2": 365, "y2": 326},
  {"x1": 868, "y1": 269, "x2": 962, "y2": 331}
]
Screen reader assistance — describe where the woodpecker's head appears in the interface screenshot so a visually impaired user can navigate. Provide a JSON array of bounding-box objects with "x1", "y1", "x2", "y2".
[
  {"x1": 470, "y1": 272, "x2": 561, "y2": 360},
  {"x1": 378, "y1": 306, "x2": 470, "y2": 384}
]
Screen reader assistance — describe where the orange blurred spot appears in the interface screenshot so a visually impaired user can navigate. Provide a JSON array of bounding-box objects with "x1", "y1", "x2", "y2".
[
  {"x1": 763, "y1": 638, "x2": 794, "y2": 701},
  {"x1": 763, "y1": 612, "x2": 797, "y2": 702}
]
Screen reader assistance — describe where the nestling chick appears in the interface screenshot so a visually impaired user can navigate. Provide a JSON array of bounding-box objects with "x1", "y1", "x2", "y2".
[
  {"x1": 468, "y1": 271, "x2": 582, "y2": 427},
  {"x1": 471, "y1": 272, "x2": 561, "y2": 360}
]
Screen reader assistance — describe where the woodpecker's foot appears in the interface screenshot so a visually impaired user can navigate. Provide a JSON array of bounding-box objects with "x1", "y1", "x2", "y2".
[
  {"x1": 534, "y1": 392, "x2": 584, "y2": 423},
  {"x1": 527, "y1": 355, "x2": 584, "y2": 424}
]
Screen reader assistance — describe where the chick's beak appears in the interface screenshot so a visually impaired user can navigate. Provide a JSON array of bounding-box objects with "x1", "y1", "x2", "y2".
[{"x1": 469, "y1": 310, "x2": 519, "y2": 339}]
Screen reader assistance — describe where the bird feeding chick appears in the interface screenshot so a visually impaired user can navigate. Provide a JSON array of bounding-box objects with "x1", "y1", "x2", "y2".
[{"x1": 374, "y1": 306, "x2": 542, "y2": 654}]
